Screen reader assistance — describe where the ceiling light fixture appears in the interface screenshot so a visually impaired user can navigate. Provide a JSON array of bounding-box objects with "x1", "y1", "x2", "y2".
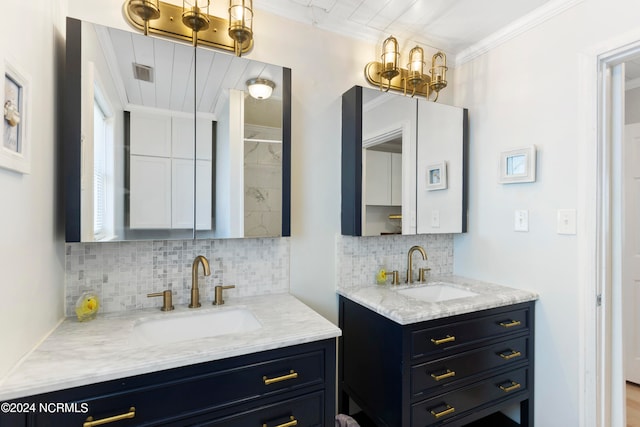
[
  {"x1": 246, "y1": 78, "x2": 275, "y2": 100},
  {"x1": 364, "y1": 35, "x2": 448, "y2": 101},
  {"x1": 124, "y1": 0, "x2": 254, "y2": 55}
]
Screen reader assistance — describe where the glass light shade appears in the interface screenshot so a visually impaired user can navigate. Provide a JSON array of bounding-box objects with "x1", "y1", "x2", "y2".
[
  {"x1": 380, "y1": 36, "x2": 400, "y2": 80},
  {"x1": 229, "y1": 0, "x2": 253, "y2": 45},
  {"x1": 246, "y1": 78, "x2": 275, "y2": 100},
  {"x1": 430, "y1": 51, "x2": 448, "y2": 92},
  {"x1": 407, "y1": 45, "x2": 425, "y2": 87}
]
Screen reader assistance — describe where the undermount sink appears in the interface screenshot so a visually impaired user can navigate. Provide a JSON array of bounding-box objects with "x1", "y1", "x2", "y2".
[
  {"x1": 132, "y1": 308, "x2": 262, "y2": 345},
  {"x1": 396, "y1": 283, "x2": 479, "y2": 303}
]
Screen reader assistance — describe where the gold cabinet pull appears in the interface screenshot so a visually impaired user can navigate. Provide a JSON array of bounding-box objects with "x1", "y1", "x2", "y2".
[
  {"x1": 499, "y1": 350, "x2": 522, "y2": 360},
  {"x1": 263, "y1": 416, "x2": 298, "y2": 427},
  {"x1": 499, "y1": 381, "x2": 522, "y2": 393},
  {"x1": 430, "y1": 369, "x2": 456, "y2": 381},
  {"x1": 499, "y1": 320, "x2": 522, "y2": 328},
  {"x1": 430, "y1": 404, "x2": 455, "y2": 419},
  {"x1": 430, "y1": 335, "x2": 455, "y2": 345},
  {"x1": 83, "y1": 407, "x2": 136, "y2": 427},
  {"x1": 263, "y1": 370, "x2": 299, "y2": 385}
]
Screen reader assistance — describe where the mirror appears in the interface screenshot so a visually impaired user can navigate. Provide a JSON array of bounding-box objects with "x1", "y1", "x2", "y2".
[
  {"x1": 64, "y1": 18, "x2": 291, "y2": 242},
  {"x1": 341, "y1": 86, "x2": 467, "y2": 236}
]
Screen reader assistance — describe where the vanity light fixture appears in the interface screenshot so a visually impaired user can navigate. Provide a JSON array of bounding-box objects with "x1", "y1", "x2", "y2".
[
  {"x1": 124, "y1": 0, "x2": 254, "y2": 55},
  {"x1": 246, "y1": 78, "x2": 275, "y2": 100},
  {"x1": 364, "y1": 35, "x2": 448, "y2": 101}
]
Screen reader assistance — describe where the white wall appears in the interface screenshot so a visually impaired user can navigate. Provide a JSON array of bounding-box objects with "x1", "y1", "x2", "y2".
[
  {"x1": 0, "y1": 0, "x2": 67, "y2": 377},
  {"x1": 453, "y1": 0, "x2": 640, "y2": 424}
]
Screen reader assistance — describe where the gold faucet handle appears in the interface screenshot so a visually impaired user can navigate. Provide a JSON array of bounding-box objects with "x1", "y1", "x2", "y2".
[
  {"x1": 213, "y1": 285, "x2": 235, "y2": 305},
  {"x1": 147, "y1": 290, "x2": 174, "y2": 311},
  {"x1": 391, "y1": 270, "x2": 400, "y2": 285},
  {"x1": 419, "y1": 267, "x2": 431, "y2": 283}
]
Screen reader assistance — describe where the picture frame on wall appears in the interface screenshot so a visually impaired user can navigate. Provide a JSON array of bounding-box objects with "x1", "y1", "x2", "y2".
[
  {"x1": 426, "y1": 161, "x2": 447, "y2": 191},
  {"x1": 0, "y1": 58, "x2": 31, "y2": 174},
  {"x1": 499, "y1": 145, "x2": 536, "y2": 184}
]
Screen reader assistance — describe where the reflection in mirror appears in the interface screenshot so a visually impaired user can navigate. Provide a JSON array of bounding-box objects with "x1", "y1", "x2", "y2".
[
  {"x1": 66, "y1": 18, "x2": 289, "y2": 242},
  {"x1": 361, "y1": 87, "x2": 416, "y2": 236}
]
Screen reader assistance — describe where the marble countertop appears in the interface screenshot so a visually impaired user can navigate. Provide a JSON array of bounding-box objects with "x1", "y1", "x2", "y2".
[
  {"x1": 337, "y1": 276, "x2": 538, "y2": 325},
  {"x1": 0, "y1": 293, "x2": 341, "y2": 402}
]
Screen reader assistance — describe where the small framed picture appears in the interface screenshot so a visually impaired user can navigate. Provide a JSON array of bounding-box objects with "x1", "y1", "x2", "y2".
[
  {"x1": 426, "y1": 161, "x2": 447, "y2": 191},
  {"x1": 499, "y1": 145, "x2": 536, "y2": 184},
  {"x1": 0, "y1": 58, "x2": 31, "y2": 174}
]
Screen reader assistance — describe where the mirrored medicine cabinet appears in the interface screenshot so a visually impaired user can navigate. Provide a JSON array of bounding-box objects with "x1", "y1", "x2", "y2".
[
  {"x1": 64, "y1": 18, "x2": 291, "y2": 242},
  {"x1": 341, "y1": 85, "x2": 468, "y2": 236}
]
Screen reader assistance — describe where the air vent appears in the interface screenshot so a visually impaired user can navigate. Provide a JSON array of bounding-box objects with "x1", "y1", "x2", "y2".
[{"x1": 132, "y1": 63, "x2": 154, "y2": 83}]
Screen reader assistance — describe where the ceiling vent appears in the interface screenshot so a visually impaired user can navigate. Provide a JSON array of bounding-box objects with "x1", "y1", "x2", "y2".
[{"x1": 132, "y1": 63, "x2": 154, "y2": 83}]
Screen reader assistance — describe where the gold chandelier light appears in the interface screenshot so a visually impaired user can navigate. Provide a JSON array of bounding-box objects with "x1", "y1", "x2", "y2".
[
  {"x1": 364, "y1": 35, "x2": 448, "y2": 101},
  {"x1": 124, "y1": 0, "x2": 254, "y2": 55}
]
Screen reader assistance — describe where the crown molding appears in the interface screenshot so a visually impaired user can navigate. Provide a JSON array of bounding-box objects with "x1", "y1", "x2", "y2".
[{"x1": 454, "y1": 0, "x2": 585, "y2": 67}]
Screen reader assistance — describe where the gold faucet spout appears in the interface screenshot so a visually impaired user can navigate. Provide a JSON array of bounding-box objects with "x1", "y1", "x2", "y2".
[
  {"x1": 406, "y1": 245, "x2": 427, "y2": 284},
  {"x1": 190, "y1": 255, "x2": 210, "y2": 308}
]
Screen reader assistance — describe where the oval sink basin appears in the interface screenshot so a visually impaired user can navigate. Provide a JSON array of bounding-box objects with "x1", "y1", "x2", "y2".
[
  {"x1": 396, "y1": 283, "x2": 478, "y2": 303},
  {"x1": 132, "y1": 308, "x2": 262, "y2": 346}
]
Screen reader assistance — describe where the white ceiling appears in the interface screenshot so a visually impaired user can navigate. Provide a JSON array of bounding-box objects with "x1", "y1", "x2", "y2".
[{"x1": 254, "y1": 0, "x2": 554, "y2": 56}]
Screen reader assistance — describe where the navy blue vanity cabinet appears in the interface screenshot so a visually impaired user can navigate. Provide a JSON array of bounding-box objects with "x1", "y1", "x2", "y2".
[
  {"x1": 338, "y1": 297, "x2": 534, "y2": 427},
  {"x1": 8, "y1": 339, "x2": 335, "y2": 427}
]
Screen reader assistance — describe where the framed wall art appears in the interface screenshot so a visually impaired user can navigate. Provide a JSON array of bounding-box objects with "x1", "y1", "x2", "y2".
[
  {"x1": 499, "y1": 145, "x2": 536, "y2": 184},
  {"x1": 426, "y1": 161, "x2": 447, "y2": 191},
  {"x1": 0, "y1": 58, "x2": 31, "y2": 174}
]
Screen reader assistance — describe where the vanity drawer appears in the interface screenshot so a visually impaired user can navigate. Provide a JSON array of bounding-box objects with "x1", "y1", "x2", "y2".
[
  {"x1": 198, "y1": 391, "x2": 324, "y2": 427},
  {"x1": 411, "y1": 367, "x2": 528, "y2": 427},
  {"x1": 411, "y1": 307, "x2": 530, "y2": 359},
  {"x1": 411, "y1": 336, "x2": 529, "y2": 397},
  {"x1": 29, "y1": 348, "x2": 326, "y2": 426}
]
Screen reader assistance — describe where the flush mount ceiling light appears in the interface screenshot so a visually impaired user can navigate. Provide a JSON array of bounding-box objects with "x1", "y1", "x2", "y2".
[
  {"x1": 246, "y1": 78, "x2": 275, "y2": 100},
  {"x1": 364, "y1": 35, "x2": 448, "y2": 102},
  {"x1": 124, "y1": 0, "x2": 253, "y2": 55}
]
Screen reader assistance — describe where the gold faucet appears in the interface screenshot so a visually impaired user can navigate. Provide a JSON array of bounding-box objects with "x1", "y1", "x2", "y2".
[
  {"x1": 406, "y1": 245, "x2": 427, "y2": 284},
  {"x1": 190, "y1": 255, "x2": 210, "y2": 308}
]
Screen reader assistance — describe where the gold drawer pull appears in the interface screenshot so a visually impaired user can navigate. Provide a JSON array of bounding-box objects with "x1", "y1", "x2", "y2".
[
  {"x1": 499, "y1": 381, "x2": 522, "y2": 393},
  {"x1": 430, "y1": 369, "x2": 456, "y2": 381},
  {"x1": 499, "y1": 350, "x2": 522, "y2": 360},
  {"x1": 430, "y1": 404, "x2": 455, "y2": 419},
  {"x1": 499, "y1": 320, "x2": 522, "y2": 328},
  {"x1": 431, "y1": 335, "x2": 455, "y2": 345},
  {"x1": 83, "y1": 407, "x2": 135, "y2": 427},
  {"x1": 263, "y1": 370, "x2": 299, "y2": 385},
  {"x1": 263, "y1": 416, "x2": 298, "y2": 427}
]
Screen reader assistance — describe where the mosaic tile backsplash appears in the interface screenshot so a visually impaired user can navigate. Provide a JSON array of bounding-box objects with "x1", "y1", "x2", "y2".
[
  {"x1": 65, "y1": 238, "x2": 290, "y2": 316},
  {"x1": 65, "y1": 233, "x2": 454, "y2": 317},
  {"x1": 336, "y1": 234, "x2": 454, "y2": 289}
]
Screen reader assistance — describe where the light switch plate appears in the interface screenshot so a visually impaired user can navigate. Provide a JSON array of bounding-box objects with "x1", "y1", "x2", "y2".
[
  {"x1": 557, "y1": 209, "x2": 577, "y2": 235},
  {"x1": 514, "y1": 210, "x2": 529, "y2": 232}
]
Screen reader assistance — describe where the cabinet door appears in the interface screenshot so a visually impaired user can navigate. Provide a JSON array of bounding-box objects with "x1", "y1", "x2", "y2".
[
  {"x1": 172, "y1": 116, "x2": 214, "y2": 160},
  {"x1": 364, "y1": 150, "x2": 391, "y2": 206},
  {"x1": 196, "y1": 159, "x2": 212, "y2": 230},
  {"x1": 129, "y1": 155, "x2": 172, "y2": 229},
  {"x1": 129, "y1": 111, "x2": 171, "y2": 157},
  {"x1": 172, "y1": 158, "x2": 194, "y2": 229}
]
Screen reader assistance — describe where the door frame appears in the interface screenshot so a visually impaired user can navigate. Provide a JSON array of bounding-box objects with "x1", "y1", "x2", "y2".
[{"x1": 584, "y1": 30, "x2": 640, "y2": 427}]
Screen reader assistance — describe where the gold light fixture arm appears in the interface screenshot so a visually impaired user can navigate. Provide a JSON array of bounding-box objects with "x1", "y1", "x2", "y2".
[{"x1": 123, "y1": 0, "x2": 253, "y2": 54}]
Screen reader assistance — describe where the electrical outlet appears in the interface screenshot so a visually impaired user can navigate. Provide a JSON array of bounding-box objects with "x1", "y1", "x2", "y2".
[{"x1": 514, "y1": 210, "x2": 529, "y2": 232}]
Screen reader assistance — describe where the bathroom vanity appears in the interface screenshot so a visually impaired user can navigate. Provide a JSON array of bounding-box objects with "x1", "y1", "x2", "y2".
[
  {"x1": 337, "y1": 278, "x2": 537, "y2": 427},
  {"x1": 0, "y1": 294, "x2": 340, "y2": 427}
]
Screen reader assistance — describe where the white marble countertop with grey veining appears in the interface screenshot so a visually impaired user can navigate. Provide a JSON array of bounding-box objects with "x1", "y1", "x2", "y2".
[
  {"x1": 336, "y1": 275, "x2": 538, "y2": 325},
  {"x1": 0, "y1": 293, "x2": 341, "y2": 402}
]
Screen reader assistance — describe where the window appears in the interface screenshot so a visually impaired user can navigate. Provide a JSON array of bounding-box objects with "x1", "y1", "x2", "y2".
[{"x1": 93, "y1": 85, "x2": 115, "y2": 241}]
